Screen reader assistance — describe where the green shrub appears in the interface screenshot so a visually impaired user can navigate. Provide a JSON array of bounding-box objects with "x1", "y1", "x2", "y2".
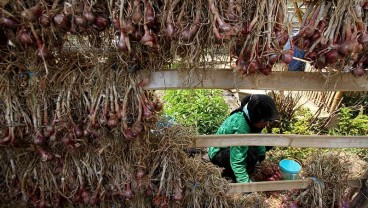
[
  {"x1": 273, "y1": 107, "x2": 315, "y2": 135},
  {"x1": 329, "y1": 107, "x2": 368, "y2": 136},
  {"x1": 328, "y1": 107, "x2": 368, "y2": 161},
  {"x1": 163, "y1": 89, "x2": 229, "y2": 135}
]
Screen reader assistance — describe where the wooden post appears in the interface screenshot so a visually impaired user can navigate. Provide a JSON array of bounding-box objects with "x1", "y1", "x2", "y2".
[
  {"x1": 326, "y1": 92, "x2": 336, "y2": 113},
  {"x1": 351, "y1": 170, "x2": 368, "y2": 207},
  {"x1": 329, "y1": 91, "x2": 343, "y2": 113}
]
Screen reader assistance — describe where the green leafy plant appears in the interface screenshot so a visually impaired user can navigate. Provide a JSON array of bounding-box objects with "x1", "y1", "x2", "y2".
[
  {"x1": 276, "y1": 107, "x2": 315, "y2": 135},
  {"x1": 328, "y1": 107, "x2": 368, "y2": 161},
  {"x1": 163, "y1": 89, "x2": 229, "y2": 135},
  {"x1": 329, "y1": 107, "x2": 368, "y2": 136}
]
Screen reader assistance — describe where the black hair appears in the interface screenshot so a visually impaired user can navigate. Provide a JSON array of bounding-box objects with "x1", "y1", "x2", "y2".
[{"x1": 231, "y1": 94, "x2": 279, "y2": 124}]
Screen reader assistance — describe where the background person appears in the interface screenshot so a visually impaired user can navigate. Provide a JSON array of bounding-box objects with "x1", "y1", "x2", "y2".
[{"x1": 208, "y1": 94, "x2": 279, "y2": 183}]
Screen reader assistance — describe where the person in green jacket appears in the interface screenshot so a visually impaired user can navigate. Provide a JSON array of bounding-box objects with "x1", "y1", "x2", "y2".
[{"x1": 208, "y1": 94, "x2": 279, "y2": 183}]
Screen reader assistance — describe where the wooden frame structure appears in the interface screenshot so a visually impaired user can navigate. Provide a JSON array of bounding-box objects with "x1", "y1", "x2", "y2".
[
  {"x1": 145, "y1": 70, "x2": 368, "y2": 91},
  {"x1": 193, "y1": 134, "x2": 368, "y2": 148},
  {"x1": 146, "y1": 69, "x2": 368, "y2": 200},
  {"x1": 228, "y1": 178, "x2": 366, "y2": 193}
]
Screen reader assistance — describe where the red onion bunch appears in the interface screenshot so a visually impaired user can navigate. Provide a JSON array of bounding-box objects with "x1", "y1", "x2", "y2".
[
  {"x1": 253, "y1": 161, "x2": 283, "y2": 181},
  {"x1": 230, "y1": 0, "x2": 290, "y2": 76},
  {"x1": 293, "y1": 0, "x2": 367, "y2": 76}
]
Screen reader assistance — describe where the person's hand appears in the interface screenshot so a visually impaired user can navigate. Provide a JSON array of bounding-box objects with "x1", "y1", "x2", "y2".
[{"x1": 258, "y1": 155, "x2": 266, "y2": 163}]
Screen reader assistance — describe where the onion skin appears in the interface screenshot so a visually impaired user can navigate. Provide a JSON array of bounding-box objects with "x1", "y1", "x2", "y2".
[
  {"x1": 112, "y1": 19, "x2": 120, "y2": 31},
  {"x1": 353, "y1": 65, "x2": 365, "y2": 76},
  {"x1": 107, "y1": 114, "x2": 118, "y2": 128},
  {"x1": 247, "y1": 61, "x2": 259, "y2": 74},
  {"x1": 82, "y1": 191, "x2": 90, "y2": 204},
  {"x1": 34, "y1": 132, "x2": 46, "y2": 145},
  {"x1": 123, "y1": 128, "x2": 137, "y2": 140},
  {"x1": 260, "y1": 66, "x2": 272, "y2": 76},
  {"x1": 21, "y1": 5, "x2": 44, "y2": 22},
  {"x1": 17, "y1": 29, "x2": 33, "y2": 46},
  {"x1": 89, "y1": 194, "x2": 98, "y2": 205},
  {"x1": 74, "y1": 127, "x2": 83, "y2": 138},
  {"x1": 36, "y1": 47, "x2": 53, "y2": 60},
  {"x1": 94, "y1": 16, "x2": 108, "y2": 31},
  {"x1": 141, "y1": 26, "x2": 154, "y2": 47},
  {"x1": 339, "y1": 41, "x2": 355, "y2": 55},
  {"x1": 75, "y1": 16, "x2": 87, "y2": 27},
  {"x1": 154, "y1": 101, "x2": 163, "y2": 112},
  {"x1": 123, "y1": 183, "x2": 134, "y2": 199},
  {"x1": 268, "y1": 54, "x2": 279, "y2": 64},
  {"x1": 83, "y1": 11, "x2": 96, "y2": 24},
  {"x1": 37, "y1": 199, "x2": 46, "y2": 208},
  {"x1": 0, "y1": 136, "x2": 11, "y2": 145},
  {"x1": 45, "y1": 125, "x2": 55, "y2": 134},
  {"x1": 0, "y1": 17, "x2": 19, "y2": 29},
  {"x1": 306, "y1": 51, "x2": 317, "y2": 60},
  {"x1": 36, "y1": 145, "x2": 53, "y2": 162},
  {"x1": 277, "y1": 31, "x2": 289, "y2": 46},
  {"x1": 282, "y1": 50, "x2": 293, "y2": 64},
  {"x1": 302, "y1": 38, "x2": 311, "y2": 49},
  {"x1": 145, "y1": 0, "x2": 155, "y2": 24},
  {"x1": 117, "y1": 32, "x2": 128, "y2": 51},
  {"x1": 325, "y1": 49, "x2": 339, "y2": 64},
  {"x1": 311, "y1": 32, "x2": 320, "y2": 41},
  {"x1": 165, "y1": 23, "x2": 174, "y2": 39},
  {"x1": 303, "y1": 27, "x2": 314, "y2": 38},
  {"x1": 132, "y1": 0, "x2": 143, "y2": 24},
  {"x1": 226, "y1": 0, "x2": 236, "y2": 21},
  {"x1": 136, "y1": 169, "x2": 146, "y2": 179},
  {"x1": 172, "y1": 192, "x2": 183, "y2": 201},
  {"x1": 39, "y1": 15, "x2": 50, "y2": 27},
  {"x1": 124, "y1": 19, "x2": 135, "y2": 34},
  {"x1": 53, "y1": 13, "x2": 69, "y2": 30}
]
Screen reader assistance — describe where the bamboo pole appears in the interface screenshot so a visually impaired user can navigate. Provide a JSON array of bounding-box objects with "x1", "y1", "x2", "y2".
[
  {"x1": 329, "y1": 91, "x2": 343, "y2": 113},
  {"x1": 326, "y1": 91, "x2": 336, "y2": 113}
]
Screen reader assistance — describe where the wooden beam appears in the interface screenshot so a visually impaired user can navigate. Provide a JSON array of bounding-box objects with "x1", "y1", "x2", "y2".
[
  {"x1": 145, "y1": 70, "x2": 368, "y2": 91},
  {"x1": 228, "y1": 178, "x2": 367, "y2": 193},
  {"x1": 194, "y1": 134, "x2": 368, "y2": 148}
]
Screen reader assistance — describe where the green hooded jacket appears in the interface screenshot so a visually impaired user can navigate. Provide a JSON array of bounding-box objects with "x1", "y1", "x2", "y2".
[{"x1": 208, "y1": 111, "x2": 266, "y2": 183}]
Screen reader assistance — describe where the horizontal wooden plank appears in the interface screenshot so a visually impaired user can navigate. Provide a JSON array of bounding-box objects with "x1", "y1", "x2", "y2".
[
  {"x1": 228, "y1": 178, "x2": 366, "y2": 193},
  {"x1": 228, "y1": 179, "x2": 311, "y2": 193},
  {"x1": 194, "y1": 134, "x2": 368, "y2": 148},
  {"x1": 145, "y1": 70, "x2": 368, "y2": 91}
]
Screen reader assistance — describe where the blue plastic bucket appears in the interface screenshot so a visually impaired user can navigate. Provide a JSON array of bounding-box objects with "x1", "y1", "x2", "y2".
[{"x1": 279, "y1": 159, "x2": 302, "y2": 180}]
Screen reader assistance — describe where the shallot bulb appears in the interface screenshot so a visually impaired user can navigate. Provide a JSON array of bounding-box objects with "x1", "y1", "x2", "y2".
[
  {"x1": 282, "y1": 50, "x2": 293, "y2": 64},
  {"x1": 17, "y1": 28, "x2": 33, "y2": 46},
  {"x1": 36, "y1": 47, "x2": 52, "y2": 60},
  {"x1": 75, "y1": 16, "x2": 87, "y2": 27},
  {"x1": 353, "y1": 65, "x2": 365, "y2": 76},
  {"x1": 39, "y1": 15, "x2": 50, "y2": 27},
  {"x1": 325, "y1": 49, "x2": 339, "y2": 64},
  {"x1": 21, "y1": 5, "x2": 44, "y2": 22},
  {"x1": 83, "y1": 11, "x2": 96, "y2": 24},
  {"x1": 0, "y1": 17, "x2": 19, "y2": 29},
  {"x1": 53, "y1": 13, "x2": 69, "y2": 30},
  {"x1": 94, "y1": 16, "x2": 108, "y2": 31}
]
